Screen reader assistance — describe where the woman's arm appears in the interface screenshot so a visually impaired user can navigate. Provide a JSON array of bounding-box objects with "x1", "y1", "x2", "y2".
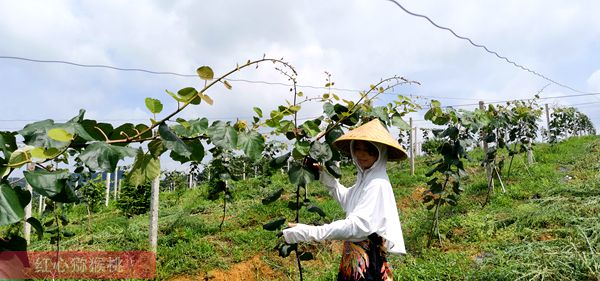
[
  {"x1": 319, "y1": 169, "x2": 349, "y2": 206},
  {"x1": 282, "y1": 183, "x2": 383, "y2": 243}
]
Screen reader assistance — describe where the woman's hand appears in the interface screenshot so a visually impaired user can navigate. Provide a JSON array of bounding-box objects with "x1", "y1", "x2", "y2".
[
  {"x1": 313, "y1": 163, "x2": 322, "y2": 171},
  {"x1": 287, "y1": 222, "x2": 298, "y2": 228}
]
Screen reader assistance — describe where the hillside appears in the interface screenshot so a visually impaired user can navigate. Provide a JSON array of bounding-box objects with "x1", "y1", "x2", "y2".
[{"x1": 27, "y1": 136, "x2": 600, "y2": 280}]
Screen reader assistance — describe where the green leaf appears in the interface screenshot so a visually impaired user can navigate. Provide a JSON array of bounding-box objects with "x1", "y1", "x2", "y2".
[
  {"x1": 452, "y1": 182, "x2": 464, "y2": 194},
  {"x1": 261, "y1": 188, "x2": 284, "y2": 205},
  {"x1": 288, "y1": 163, "x2": 315, "y2": 186},
  {"x1": 325, "y1": 126, "x2": 344, "y2": 145},
  {"x1": 19, "y1": 120, "x2": 71, "y2": 149},
  {"x1": 188, "y1": 118, "x2": 210, "y2": 136},
  {"x1": 196, "y1": 66, "x2": 214, "y2": 80},
  {"x1": 207, "y1": 121, "x2": 238, "y2": 150},
  {"x1": 276, "y1": 121, "x2": 295, "y2": 135},
  {"x1": 0, "y1": 157, "x2": 7, "y2": 179},
  {"x1": 278, "y1": 243, "x2": 297, "y2": 258},
  {"x1": 325, "y1": 161, "x2": 341, "y2": 178},
  {"x1": 47, "y1": 128, "x2": 73, "y2": 142},
  {"x1": 369, "y1": 107, "x2": 389, "y2": 124},
  {"x1": 27, "y1": 217, "x2": 44, "y2": 240},
  {"x1": 442, "y1": 127, "x2": 459, "y2": 139},
  {"x1": 298, "y1": 252, "x2": 314, "y2": 261},
  {"x1": 289, "y1": 105, "x2": 301, "y2": 113},
  {"x1": 59, "y1": 214, "x2": 69, "y2": 226},
  {"x1": 14, "y1": 184, "x2": 31, "y2": 211},
  {"x1": 109, "y1": 123, "x2": 137, "y2": 143},
  {"x1": 237, "y1": 131, "x2": 265, "y2": 162},
  {"x1": 80, "y1": 120, "x2": 114, "y2": 141},
  {"x1": 176, "y1": 118, "x2": 190, "y2": 129},
  {"x1": 0, "y1": 131, "x2": 17, "y2": 157},
  {"x1": 270, "y1": 152, "x2": 291, "y2": 169},
  {"x1": 292, "y1": 141, "x2": 310, "y2": 159},
  {"x1": 301, "y1": 120, "x2": 321, "y2": 137},
  {"x1": 262, "y1": 217, "x2": 286, "y2": 231},
  {"x1": 148, "y1": 139, "x2": 167, "y2": 158},
  {"x1": 253, "y1": 107, "x2": 263, "y2": 118},
  {"x1": 23, "y1": 170, "x2": 78, "y2": 203},
  {"x1": 323, "y1": 102, "x2": 335, "y2": 117},
  {"x1": 135, "y1": 124, "x2": 153, "y2": 139},
  {"x1": 200, "y1": 93, "x2": 214, "y2": 105},
  {"x1": 127, "y1": 149, "x2": 160, "y2": 187},
  {"x1": 309, "y1": 142, "x2": 332, "y2": 162},
  {"x1": 166, "y1": 89, "x2": 186, "y2": 102},
  {"x1": 287, "y1": 200, "x2": 301, "y2": 210},
  {"x1": 145, "y1": 98, "x2": 163, "y2": 114},
  {"x1": 266, "y1": 110, "x2": 284, "y2": 128},
  {"x1": 19, "y1": 119, "x2": 54, "y2": 145},
  {"x1": 424, "y1": 109, "x2": 435, "y2": 122},
  {"x1": 7, "y1": 148, "x2": 31, "y2": 168},
  {"x1": 391, "y1": 116, "x2": 410, "y2": 130},
  {"x1": 159, "y1": 123, "x2": 192, "y2": 158},
  {"x1": 0, "y1": 182, "x2": 26, "y2": 225},
  {"x1": 177, "y1": 87, "x2": 198, "y2": 101},
  {"x1": 307, "y1": 205, "x2": 326, "y2": 217},
  {"x1": 169, "y1": 139, "x2": 204, "y2": 164},
  {"x1": 172, "y1": 118, "x2": 209, "y2": 138},
  {"x1": 79, "y1": 142, "x2": 136, "y2": 172},
  {"x1": 66, "y1": 110, "x2": 95, "y2": 142},
  {"x1": 0, "y1": 235, "x2": 27, "y2": 251}
]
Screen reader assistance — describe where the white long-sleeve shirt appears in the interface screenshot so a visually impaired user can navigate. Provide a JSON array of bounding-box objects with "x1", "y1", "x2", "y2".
[{"x1": 282, "y1": 141, "x2": 406, "y2": 254}]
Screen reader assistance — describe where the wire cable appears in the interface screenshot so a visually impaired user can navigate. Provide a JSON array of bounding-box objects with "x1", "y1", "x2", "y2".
[
  {"x1": 0, "y1": 55, "x2": 369, "y2": 94},
  {"x1": 383, "y1": 0, "x2": 600, "y2": 96},
  {"x1": 446, "y1": 92, "x2": 600, "y2": 108},
  {"x1": 2, "y1": 54, "x2": 598, "y2": 109}
]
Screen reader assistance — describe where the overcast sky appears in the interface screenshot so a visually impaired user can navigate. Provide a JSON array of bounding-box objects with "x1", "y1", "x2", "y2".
[{"x1": 1, "y1": 0, "x2": 599, "y2": 171}]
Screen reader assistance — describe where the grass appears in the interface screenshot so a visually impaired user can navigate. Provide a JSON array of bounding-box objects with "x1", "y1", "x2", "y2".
[{"x1": 22, "y1": 135, "x2": 600, "y2": 280}]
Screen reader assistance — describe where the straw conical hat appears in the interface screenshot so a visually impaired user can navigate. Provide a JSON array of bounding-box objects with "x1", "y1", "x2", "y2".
[{"x1": 333, "y1": 119, "x2": 408, "y2": 161}]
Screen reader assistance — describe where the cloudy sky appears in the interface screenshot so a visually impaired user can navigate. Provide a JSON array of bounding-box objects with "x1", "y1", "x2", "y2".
[{"x1": 1, "y1": 0, "x2": 599, "y2": 170}]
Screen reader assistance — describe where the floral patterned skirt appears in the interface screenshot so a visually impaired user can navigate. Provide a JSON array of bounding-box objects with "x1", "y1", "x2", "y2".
[{"x1": 338, "y1": 234, "x2": 393, "y2": 281}]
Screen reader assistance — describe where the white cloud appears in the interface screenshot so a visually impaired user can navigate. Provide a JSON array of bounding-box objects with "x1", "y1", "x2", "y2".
[
  {"x1": 587, "y1": 69, "x2": 600, "y2": 92},
  {"x1": 0, "y1": 0, "x2": 599, "y2": 159}
]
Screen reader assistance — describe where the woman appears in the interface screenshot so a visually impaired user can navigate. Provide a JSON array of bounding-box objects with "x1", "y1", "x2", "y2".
[{"x1": 283, "y1": 119, "x2": 407, "y2": 281}]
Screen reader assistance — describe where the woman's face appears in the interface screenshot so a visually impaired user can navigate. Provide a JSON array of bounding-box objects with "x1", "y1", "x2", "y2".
[{"x1": 353, "y1": 140, "x2": 378, "y2": 170}]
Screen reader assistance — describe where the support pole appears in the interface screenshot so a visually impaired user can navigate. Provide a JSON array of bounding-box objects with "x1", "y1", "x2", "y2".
[
  {"x1": 479, "y1": 101, "x2": 493, "y2": 190},
  {"x1": 149, "y1": 175, "x2": 160, "y2": 253},
  {"x1": 104, "y1": 172, "x2": 111, "y2": 207},
  {"x1": 409, "y1": 117, "x2": 415, "y2": 176},
  {"x1": 38, "y1": 195, "x2": 44, "y2": 215},
  {"x1": 545, "y1": 104, "x2": 550, "y2": 141},
  {"x1": 113, "y1": 166, "x2": 118, "y2": 200},
  {"x1": 527, "y1": 139, "x2": 535, "y2": 165},
  {"x1": 24, "y1": 163, "x2": 34, "y2": 244}
]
